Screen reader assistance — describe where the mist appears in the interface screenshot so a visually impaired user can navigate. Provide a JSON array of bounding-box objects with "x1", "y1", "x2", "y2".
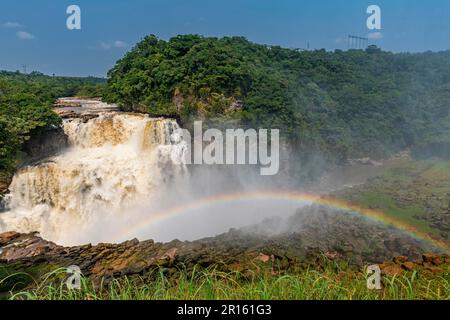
[{"x1": 0, "y1": 109, "x2": 319, "y2": 246}]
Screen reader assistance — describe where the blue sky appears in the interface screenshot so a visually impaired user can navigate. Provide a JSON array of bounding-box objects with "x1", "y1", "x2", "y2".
[{"x1": 1, "y1": 0, "x2": 450, "y2": 77}]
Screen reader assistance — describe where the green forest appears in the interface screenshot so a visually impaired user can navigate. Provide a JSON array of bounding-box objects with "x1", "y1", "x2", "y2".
[
  {"x1": 104, "y1": 35, "x2": 450, "y2": 164},
  {"x1": 0, "y1": 71, "x2": 104, "y2": 173},
  {"x1": 2, "y1": 34, "x2": 450, "y2": 177}
]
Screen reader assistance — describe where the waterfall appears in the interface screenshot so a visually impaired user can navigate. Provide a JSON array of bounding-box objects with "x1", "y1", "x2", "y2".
[{"x1": 0, "y1": 111, "x2": 187, "y2": 245}]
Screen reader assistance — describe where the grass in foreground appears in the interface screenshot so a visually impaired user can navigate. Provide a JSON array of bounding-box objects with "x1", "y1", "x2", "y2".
[{"x1": 2, "y1": 263, "x2": 449, "y2": 300}]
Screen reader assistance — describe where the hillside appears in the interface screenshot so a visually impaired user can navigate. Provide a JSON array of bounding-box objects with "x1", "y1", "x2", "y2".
[{"x1": 104, "y1": 35, "x2": 450, "y2": 164}]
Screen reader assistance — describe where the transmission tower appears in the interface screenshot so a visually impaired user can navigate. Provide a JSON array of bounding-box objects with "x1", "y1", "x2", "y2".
[{"x1": 348, "y1": 35, "x2": 369, "y2": 49}]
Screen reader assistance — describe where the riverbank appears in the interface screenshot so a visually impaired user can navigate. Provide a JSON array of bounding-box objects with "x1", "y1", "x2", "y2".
[{"x1": 1, "y1": 231, "x2": 448, "y2": 300}]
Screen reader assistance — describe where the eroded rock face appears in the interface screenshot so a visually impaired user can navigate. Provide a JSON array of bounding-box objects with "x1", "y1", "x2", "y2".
[
  {"x1": 0, "y1": 231, "x2": 309, "y2": 282},
  {"x1": 21, "y1": 127, "x2": 69, "y2": 164}
]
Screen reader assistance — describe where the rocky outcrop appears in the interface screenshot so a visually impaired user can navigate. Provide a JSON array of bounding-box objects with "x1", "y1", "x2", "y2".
[
  {"x1": 54, "y1": 109, "x2": 100, "y2": 122},
  {"x1": 53, "y1": 98, "x2": 119, "y2": 117},
  {"x1": 54, "y1": 97, "x2": 102, "y2": 108},
  {"x1": 0, "y1": 231, "x2": 448, "y2": 291},
  {"x1": 0, "y1": 231, "x2": 310, "y2": 284},
  {"x1": 1, "y1": 203, "x2": 446, "y2": 286},
  {"x1": 379, "y1": 252, "x2": 449, "y2": 276}
]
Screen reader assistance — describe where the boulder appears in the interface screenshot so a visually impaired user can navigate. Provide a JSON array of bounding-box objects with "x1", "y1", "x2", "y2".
[
  {"x1": 401, "y1": 261, "x2": 416, "y2": 271},
  {"x1": 381, "y1": 264, "x2": 404, "y2": 276},
  {"x1": 393, "y1": 256, "x2": 408, "y2": 264},
  {"x1": 422, "y1": 253, "x2": 440, "y2": 263},
  {"x1": 0, "y1": 231, "x2": 20, "y2": 246}
]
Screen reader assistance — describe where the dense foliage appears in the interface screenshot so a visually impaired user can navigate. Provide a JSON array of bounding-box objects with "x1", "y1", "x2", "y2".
[
  {"x1": 2, "y1": 35, "x2": 450, "y2": 177},
  {"x1": 0, "y1": 71, "x2": 105, "y2": 172},
  {"x1": 104, "y1": 35, "x2": 450, "y2": 163}
]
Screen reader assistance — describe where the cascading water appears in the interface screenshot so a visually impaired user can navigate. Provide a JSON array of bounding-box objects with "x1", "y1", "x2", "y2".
[
  {"x1": 0, "y1": 100, "x2": 302, "y2": 246},
  {"x1": 0, "y1": 111, "x2": 188, "y2": 245}
]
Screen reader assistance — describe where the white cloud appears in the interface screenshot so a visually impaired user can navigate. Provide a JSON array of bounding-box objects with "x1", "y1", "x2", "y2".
[
  {"x1": 16, "y1": 31, "x2": 35, "y2": 40},
  {"x1": 113, "y1": 40, "x2": 128, "y2": 48},
  {"x1": 2, "y1": 21, "x2": 22, "y2": 28},
  {"x1": 367, "y1": 32, "x2": 383, "y2": 40},
  {"x1": 100, "y1": 41, "x2": 112, "y2": 50},
  {"x1": 99, "y1": 40, "x2": 128, "y2": 50}
]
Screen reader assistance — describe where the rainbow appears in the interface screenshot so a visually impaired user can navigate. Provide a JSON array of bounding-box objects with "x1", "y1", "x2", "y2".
[{"x1": 115, "y1": 191, "x2": 450, "y2": 252}]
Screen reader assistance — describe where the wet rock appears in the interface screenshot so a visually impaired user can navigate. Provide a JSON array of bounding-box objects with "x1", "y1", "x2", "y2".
[
  {"x1": 0, "y1": 231, "x2": 20, "y2": 246},
  {"x1": 80, "y1": 113, "x2": 99, "y2": 123},
  {"x1": 55, "y1": 110, "x2": 78, "y2": 118}
]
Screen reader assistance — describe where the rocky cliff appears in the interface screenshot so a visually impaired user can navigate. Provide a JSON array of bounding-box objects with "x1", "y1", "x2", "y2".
[{"x1": 21, "y1": 127, "x2": 69, "y2": 165}]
